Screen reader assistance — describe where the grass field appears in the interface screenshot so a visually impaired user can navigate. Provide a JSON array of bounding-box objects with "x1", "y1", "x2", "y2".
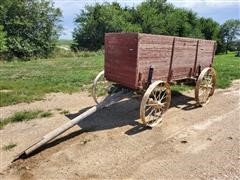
[
  {"x1": 0, "y1": 53, "x2": 103, "y2": 106},
  {"x1": 0, "y1": 52, "x2": 239, "y2": 107},
  {"x1": 213, "y1": 52, "x2": 240, "y2": 88}
]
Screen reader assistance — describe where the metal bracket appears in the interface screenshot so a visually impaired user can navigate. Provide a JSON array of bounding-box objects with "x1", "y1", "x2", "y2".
[{"x1": 147, "y1": 65, "x2": 154, "y2": 86}]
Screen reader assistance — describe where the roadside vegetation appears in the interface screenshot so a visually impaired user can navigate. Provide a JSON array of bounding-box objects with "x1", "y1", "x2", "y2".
[
  {"x1": 2, "y1": 143, "x2": 17, "y2": 151},
  {"x1": 0, "y1": 110, "x2": 53, "y2": 129}
]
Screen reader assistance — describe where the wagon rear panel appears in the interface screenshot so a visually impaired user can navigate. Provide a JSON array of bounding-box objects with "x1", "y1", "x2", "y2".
[
  {"x1": 104, "y1": 33, "x2": 138, "y2": 89},
  {"x1": 138, "y1": 34, "x2": 174, "y2": 83},
  {"x1": 196, "y1": 40, "x2": 215, "y2": 70}
]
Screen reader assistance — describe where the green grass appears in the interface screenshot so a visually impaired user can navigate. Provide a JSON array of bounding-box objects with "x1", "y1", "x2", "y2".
[
  {"x1": 0, "y1": 110, "x2": 53, "y2": 129},
  {"x1": 2, "y1": 143, "x2": 17, "y2": 151},
  {"x1": 213, "y1": 52, "x2": 240, "y2": 88},
  {"x1": 60, "y1": 110, "x2": 69, "y2": 115},
  {"x1": 0, "y1": 52, "x2": 239, "y2": 107},
  {"x1": 0, "y1": 54, "x2": 103, "y2": 107},
  {"x1": 171, "y1": 84, "x2": 193, "y2": 94},
  {"x1": 39, "y1": 111, "x2": 53, "y2": 118}
]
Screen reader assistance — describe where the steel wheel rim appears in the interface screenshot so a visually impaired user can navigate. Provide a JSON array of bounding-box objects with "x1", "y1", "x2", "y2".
[
  {"x1": 140, "y1": 81, "x2": 171, "y2": 127},
  {"x1": 195, "y1": 67, "x2": 216, "y2": 106}
]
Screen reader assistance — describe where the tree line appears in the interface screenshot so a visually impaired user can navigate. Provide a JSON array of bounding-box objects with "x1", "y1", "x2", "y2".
[
  {"x1": 0, "y1": 0, "x2": 239, "y2": 60},
  {"x1": 72, "y1": 0, "x2": 239, "y2": 53}
]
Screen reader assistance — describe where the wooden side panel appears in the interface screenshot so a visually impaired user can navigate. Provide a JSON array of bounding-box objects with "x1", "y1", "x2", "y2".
[
  {"x1": 104, "y1": 33, "x2": 138, "y2": 89},
  {"x1": 137, "y1": 34, "x2": 174, "y2": 83},
  {"x1": 196, "y1": 40, "x2": 215, "y2": 71},
  {"x1": 104, "y1": 33, "x2": 216, "y2": 90},
  {"x1": 171, "y1": 37, "x2": 198, "y2": 79}
]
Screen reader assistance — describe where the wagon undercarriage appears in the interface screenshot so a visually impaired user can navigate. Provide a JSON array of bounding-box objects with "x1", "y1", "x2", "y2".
[{"x1": 93, "y1": 67, "x2": 216, "y2": 127}]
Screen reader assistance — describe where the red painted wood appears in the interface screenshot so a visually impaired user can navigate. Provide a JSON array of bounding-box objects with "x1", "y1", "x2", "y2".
[
  {"x1": 104, "y1": 33, "x2": 138, "y2": 89},
  {"x1": 104, "y1": 33, "x2": 216, "y2": 90}
]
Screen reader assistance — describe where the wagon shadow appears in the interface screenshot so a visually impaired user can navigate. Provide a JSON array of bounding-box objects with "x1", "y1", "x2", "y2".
[
  {"x1": 65, "y1": 91, "x2": 199, "y2": 135},
  {"x1": 66, "y1": 99, "x2": 143, "y2": 133},
  {"x1": 171, "y1": 91, "x2": 201, "y2": 111},
  {"x1": 23, "y1": 92, "x2": 201, "y2": 158}
]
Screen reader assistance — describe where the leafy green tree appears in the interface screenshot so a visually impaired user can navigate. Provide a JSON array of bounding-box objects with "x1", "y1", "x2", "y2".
[
  {"x1": 134, "y1": 0, "x2": 168, "y2": 34},
  {"x1": 220, "y1": 19, "x2": 240, "y2": 53},
  {"x1": 72, "y1": 2, "x2": 141, "y2": 50},
  {"x1": 0, "y1": 25, "x2": 7, "y2": 52},
  {"x1": 198, "y1": 18, "x2": 220, "y2": 40},
  {"x1": 0, "y1": 0, "x2": 62, "y2": 59},
  {"x1": 164, "y1": 8, "x2": 202, "y2": 37}
]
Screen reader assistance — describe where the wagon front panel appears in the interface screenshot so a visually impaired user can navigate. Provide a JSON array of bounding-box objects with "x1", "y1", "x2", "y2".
[{"x1": 104, "y1": 33, "x2": 139, "y2": 89}]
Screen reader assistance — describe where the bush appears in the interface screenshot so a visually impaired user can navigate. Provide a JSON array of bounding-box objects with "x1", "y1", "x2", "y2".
[{"x1": 0, "y1": 0, "x2": 62, "y2": 59}]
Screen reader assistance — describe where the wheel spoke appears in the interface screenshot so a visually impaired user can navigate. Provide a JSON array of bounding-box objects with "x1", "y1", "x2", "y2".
[
  {"x1": 145, "y1": 105, "x2": 153, "y2": 114},
  {"x1": 152, "y1": 90, "x2": 158, "y2": 100},
  {"x1": 160, "y1": 90, "x2": 166, "y2": 102},
  {"x1": 148, "y1": 108, "x2": 155, "y2": 115},
  {"x1": 147, "y1": 103, "x2": 158, "y2": 106},
  {"x1": 156, "y1": 90, "x2": 161, "y2": 99}
]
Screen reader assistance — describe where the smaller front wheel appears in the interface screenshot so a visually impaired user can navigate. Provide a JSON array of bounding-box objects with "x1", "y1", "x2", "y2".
[
  {"x1": 92, "y1": 70, "x2": 114, "y2": 104},
  {"x1": 195, "y1": 67, "x2": 216, "y2": 106},
  {"x1": 140, "y1": 81, "x2": 171, "y2": 127}
]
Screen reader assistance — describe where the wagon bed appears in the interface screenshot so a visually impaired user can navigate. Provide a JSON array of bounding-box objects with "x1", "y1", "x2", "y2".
[{"x1": 104, "y1": 33, "x2": 216, "y2": 89}]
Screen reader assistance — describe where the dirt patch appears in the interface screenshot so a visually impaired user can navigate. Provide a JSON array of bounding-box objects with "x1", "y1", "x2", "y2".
[{"x1": 0, "y1": 80, "x2": 240, "y2": 179}]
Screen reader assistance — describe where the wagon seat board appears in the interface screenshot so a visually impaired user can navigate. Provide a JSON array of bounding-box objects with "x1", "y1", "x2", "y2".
[{"x1": 104, "y1": 33, "x2": 216, "y2": 90}]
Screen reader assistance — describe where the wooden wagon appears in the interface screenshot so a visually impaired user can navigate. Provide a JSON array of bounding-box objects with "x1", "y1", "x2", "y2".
[
  {"x1": 92, "y1": 32, "x2": 217, "y2": 127},
  {"x1": 17, "y1": 33, "x2": 217, "y2": 158}
]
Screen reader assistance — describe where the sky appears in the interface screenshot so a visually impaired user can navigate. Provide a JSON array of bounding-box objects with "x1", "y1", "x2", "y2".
[{"x1": 52, "y1": 0, "x2": 240, "y2": 39}]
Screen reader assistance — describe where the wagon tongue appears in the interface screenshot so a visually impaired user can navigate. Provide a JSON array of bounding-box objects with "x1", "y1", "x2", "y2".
[
  {"x1": 13, "y1": 138, "x2": 43, "y2": 162},
  {"x1": 13, "y1": 152, "x2": 27, "y2": 162},
  {"x1": 12, "y1": 91, "x2": 132, "y2": 162}
]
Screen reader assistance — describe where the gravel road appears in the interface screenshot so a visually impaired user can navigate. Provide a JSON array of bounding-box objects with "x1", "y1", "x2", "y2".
[{"x1": 1, "y1": 81, "x2": 239, "y2": 179}]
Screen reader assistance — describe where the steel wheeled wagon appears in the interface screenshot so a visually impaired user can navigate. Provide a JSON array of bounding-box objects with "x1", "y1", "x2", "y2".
[{"x1": 16, "y1": 33, "x2": 217, "y2": 159}]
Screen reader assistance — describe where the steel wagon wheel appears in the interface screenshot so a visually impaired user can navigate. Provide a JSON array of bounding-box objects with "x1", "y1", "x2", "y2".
[
  {"x1": 92, "y1": 70, "x2": 114, "y2": 104},
  {"x1": 140, "y1": 81, "x2": 171, "y2": 127},
  {"x1": 195, "y1": 67, "x2": 216, "y2": 106}
]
